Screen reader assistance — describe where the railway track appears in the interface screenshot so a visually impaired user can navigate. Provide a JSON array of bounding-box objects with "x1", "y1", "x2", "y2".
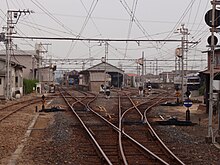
[
  {"x1": 0, "y1": 97, "x2": 43, "y2": 122},
  {"x1": 59, "y1": 87, "x2": 185, "y2": 164},
  {"x1": 120, "y1": 92, "x2": 184, "y2": 164},
  {"x1": 0, "y1": 93, "x2": 62, "y2": 122}
]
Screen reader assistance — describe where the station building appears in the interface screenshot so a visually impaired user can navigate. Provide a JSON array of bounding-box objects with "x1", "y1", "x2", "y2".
[{"x1": 79, "y1": 62, "x2": 124, "y2": 92}]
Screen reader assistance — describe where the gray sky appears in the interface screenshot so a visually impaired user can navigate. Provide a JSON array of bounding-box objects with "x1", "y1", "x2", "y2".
[{"x1": 0, "y1": 0, "x2": 211, "y2": 73}]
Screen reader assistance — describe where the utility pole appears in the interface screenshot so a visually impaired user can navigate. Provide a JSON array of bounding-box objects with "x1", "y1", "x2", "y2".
[
  {"x1": 5, "y1": 10, "x2": 32, "y2": 100},
  {"x1": 178, "y1": 24, "x2": 189, "y2": 103},
  {"x1": 155, "y1": 58, "x2": 158, "y2": 75},
  {"x1": 208, "y1": 0, "x2": 216, "y2": 141},
  {"x1": 142, "y1": 52, "x2": 145, "y2": 89},
  {"x1": 104, "y1": 42, "x2": 108, "y2": 87}
]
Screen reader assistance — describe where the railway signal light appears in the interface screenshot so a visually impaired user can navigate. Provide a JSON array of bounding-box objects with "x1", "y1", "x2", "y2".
[
  {"x1": 205, "y1": 9, "x2": 220, "y2": 46},
  {"x1": 205, "y1": 9, "x2": 220, "y2": 27},
  {"x1": 207, "y1": 35, "x2": 218, "y2": 46}
]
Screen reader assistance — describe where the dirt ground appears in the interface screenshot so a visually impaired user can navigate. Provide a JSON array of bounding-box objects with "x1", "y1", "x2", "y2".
[{"x1": 149, "y1": 96, "x2": 220, "y2": 165}]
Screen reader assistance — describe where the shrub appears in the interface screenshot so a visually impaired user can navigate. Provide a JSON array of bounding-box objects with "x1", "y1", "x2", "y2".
[
  {"x1": 199, "y1": 84, "x2": 205, "y2": 96},
  {"x1": 23, "y1": 79, "x2": 39, "y2": 94}
]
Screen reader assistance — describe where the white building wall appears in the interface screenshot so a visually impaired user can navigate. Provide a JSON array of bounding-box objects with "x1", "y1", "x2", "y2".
[
  {"x1": 0, "y1": 77, "x2": 5, "y2": 96},
  {"x1": 0, "y1": 53, "x2": 36, "y2": 79},
  {"x1": 0, "y1": 60, "x2": 24, "y2": 98}
]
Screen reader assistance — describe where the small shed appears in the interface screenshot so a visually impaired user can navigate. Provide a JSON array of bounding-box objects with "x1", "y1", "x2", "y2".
[{"x1": 79, "y1": 62, "x2": 124, "y2": 92}]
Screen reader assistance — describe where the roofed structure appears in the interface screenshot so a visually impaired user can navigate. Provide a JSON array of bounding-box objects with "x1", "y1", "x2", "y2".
[
  {"x1": 0, "y1": 49, "x2": 37, "y2": 79},
  {"x1": 79, "y1": 62, "x2": 124, "y2": 92}
]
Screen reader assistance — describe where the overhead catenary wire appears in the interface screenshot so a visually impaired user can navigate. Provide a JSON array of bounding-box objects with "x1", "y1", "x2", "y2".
[
  {"x1": 65, "y1": 0, "x2": 99, "y2": 58},
  {"x1": 189, "y1": 0, "x2": 209, "y2": 41},
  {"x1": 188, "y1": 0, "x2": 201, "y2": 31},
  {"x1": 19, "y1": 0, "x2": 46, "y2": 37},
  {"x1": 11, "y1": 35, "x2": 190, "y2": 43},
  {"x1": 124, "y1": 0, "x2": 138, "y2": 58},
  {"x1": 30, "y1": 0, "x2": 78, "y2": 37},
  {"x1": 5, "y1": 0, "x2": 9, "y2": 9},
  {"x1": 119, "y1": 0, "x2": 158, "y2": 51},
  {"x1": 162, "y1": 0, "x2": 196, "y2": 47},
  {"x1": 1, "y1": 1, "x2": 208, "y2": 73}
]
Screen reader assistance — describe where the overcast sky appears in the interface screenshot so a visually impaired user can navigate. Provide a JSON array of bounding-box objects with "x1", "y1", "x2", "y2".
[{"x1": 0, "y1": 0, "x2": 212, "y2": 73}]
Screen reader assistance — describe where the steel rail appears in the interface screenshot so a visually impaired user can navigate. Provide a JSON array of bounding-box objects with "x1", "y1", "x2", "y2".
[
  {"x1": 0, "y1": 99, "x2": 41, "y2": 122},
  {"x1": 115, "y1": 89, "x2": 185, "y2": 164},
  {"x1": 143, "y1": 93, "x2": 186, "y2": 165},
  {"x1": 86, "y1": 95, "x2": 171, "y2": 164},
  {"x1": 118, "y1": 95, "x2": 129, "y2": 165},
  {"x1": 61, "y1": 87, "x2": 180, "y2": 164},
  {"x1": 60, "y1": 90, "x2": 113, "y2": 165},
  {"x1": 123, "y1": 93, "x2": 144, "y2": 121},
  {"x1": 0, "y1": 97, "x2": 40, "y2": 111}
]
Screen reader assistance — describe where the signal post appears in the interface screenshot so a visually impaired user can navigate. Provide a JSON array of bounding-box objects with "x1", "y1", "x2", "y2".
[{"x1": 204, "y1": 0, "x2": 220, "y2": 142}]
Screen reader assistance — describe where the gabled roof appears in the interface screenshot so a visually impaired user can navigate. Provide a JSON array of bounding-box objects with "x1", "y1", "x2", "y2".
[
  {"x1": 0, "y1": 49, "x2": 36, "y2": 56},
  {"x1": 0, "y1": 57, "x2": 26, "y2": 68},
  {"x1": 87, "y1": 62, "x2": 124, "y2": 74}
]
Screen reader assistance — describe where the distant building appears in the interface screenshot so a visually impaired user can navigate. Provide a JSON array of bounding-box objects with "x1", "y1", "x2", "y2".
[
  {"x1": 62, "y1": 70, "x2": 79, "y2": 86},
  {"x1": 159, "y1": 71, "x2": 175, "y2": 83},
  {"x1": 124, "y1": 73, "x2": 138, "y2": 87},
  {"x1": 0, "y1": 57, "x2": 25, "y2": 99},
  {"x1": 0, "y1": 49, "x2": 38, "y2": 79},
  {"x1": 200, "y1": 49, "x2": 220, "y2": 112},
  {"x1": 79, "y1": 62, "x2": 124, "y2": 92},
  {"x1": 37, "y1": 65, "x2": 56, "y2": 93}
]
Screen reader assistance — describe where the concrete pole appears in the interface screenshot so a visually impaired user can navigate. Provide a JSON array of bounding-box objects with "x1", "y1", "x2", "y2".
[
  {"x1": 208, "y1": 0, "x2": 216, "y2": 140},
  {"x1": 142, "y1": 51, "x2": 144, "y2": 89},
  {"x1": 181, "y1": 36, "x2": 184, "y2": 103},
  {"x1": 218, "y1": 92, "x2": 220, "y2": 133},
  {"x1": 6, "y1": 11, "x2": 13, "y2": 100},
  {"x1": 104, "y1": 42, "x2": 108, "y2": 87}
]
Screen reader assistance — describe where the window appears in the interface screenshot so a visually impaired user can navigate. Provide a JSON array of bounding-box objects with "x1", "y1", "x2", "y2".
[
  {"x1": 15, "y1": 76, "x2": 18, "y2": 83},
  {"x1": 15, "y1": 76, "x2": 18, "y2": 87}
]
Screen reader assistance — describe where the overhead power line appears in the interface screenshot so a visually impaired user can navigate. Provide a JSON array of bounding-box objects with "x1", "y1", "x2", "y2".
[
  {"x1": 42, "y1": 58, "x2": 206, "y2": 62},
  {"x1": 11, "y1": 35, "x2": 198, "y2": 43}
]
